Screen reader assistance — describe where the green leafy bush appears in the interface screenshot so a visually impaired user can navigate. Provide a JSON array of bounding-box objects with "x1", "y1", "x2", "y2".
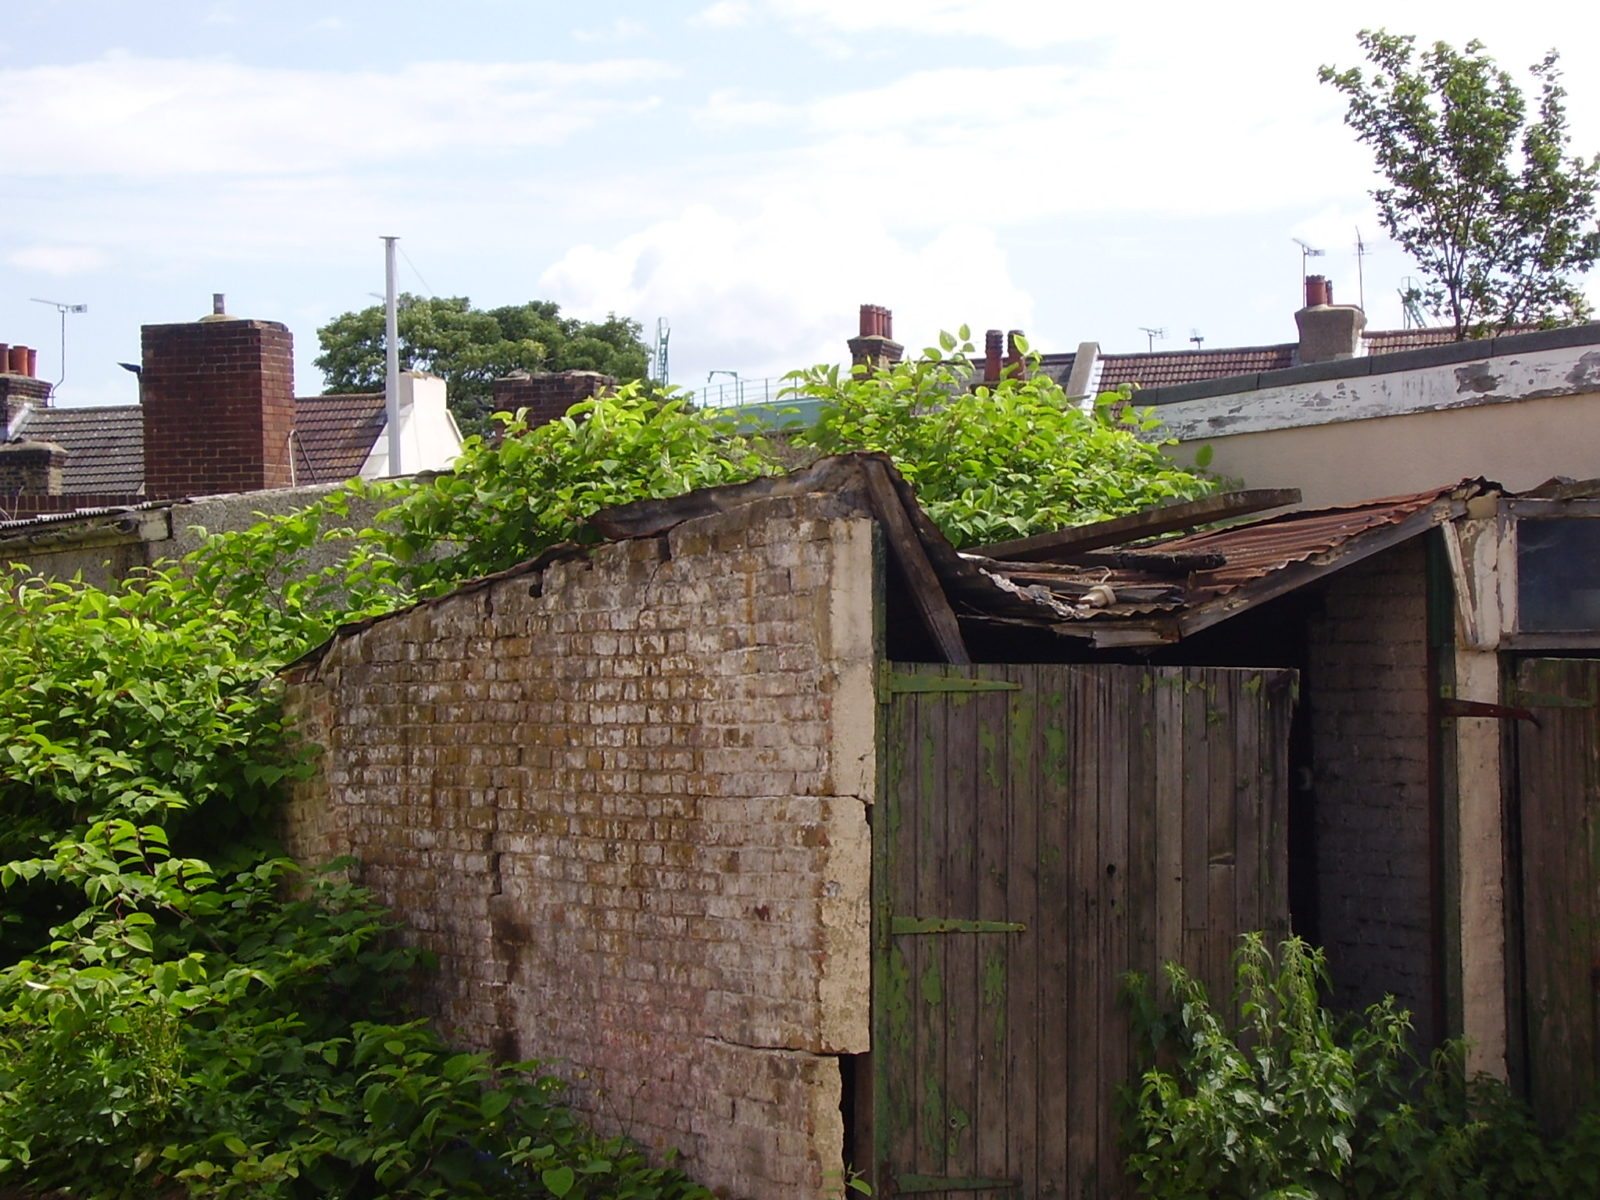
[
  {"x1": 2, "y1": 338, "x2": 1211, "y2": 1196},
  {"x1": 788, "y1": 330, "x2": 1215, "y2": 547},
  {"x1": 1124, "y1": 933, "x2": 1600, "y2": 1199}
]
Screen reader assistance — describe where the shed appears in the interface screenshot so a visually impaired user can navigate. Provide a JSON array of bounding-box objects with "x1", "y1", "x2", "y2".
[{"x1": 280, "y1": 454, "x2": 1600, "y2": 1197}]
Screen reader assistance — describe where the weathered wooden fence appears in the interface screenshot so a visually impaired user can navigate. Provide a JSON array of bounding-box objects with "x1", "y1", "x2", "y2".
[
  {"x1": 1514, "y1": 657, "x2": 1600, "y2": 1131},
  {"x1": 867, "y1": 663, "x2": 1295, "y2": 1198}
]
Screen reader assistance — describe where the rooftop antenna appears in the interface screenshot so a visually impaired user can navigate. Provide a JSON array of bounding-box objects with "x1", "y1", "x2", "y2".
[
  {"x1": 1399, "y1": 276, "x2": 1428, "y2": 330},
  {"x1": 1354, "y1": 226, "x2": 1368, "y2": 311},
  {"x1": 651, "y1": 317, "x2": 671, "y2": 387},
  {"x1": 1292, "y1": 237, "x2": 1325, "y2": 295},
  {"x1": 1189, "y1": 329, "x2": 1205, "y2": 349},
  {"x1": 29, "y1": 297, "x2": 87, "y2": 394},
  {"x1": 1138, "y1": 326, "x2": 1166, "y2": 353}
]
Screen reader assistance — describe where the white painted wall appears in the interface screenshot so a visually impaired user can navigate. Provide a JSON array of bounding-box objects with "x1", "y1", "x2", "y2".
[
  {"x1": 361, "y1": 372, "x2": 462, "y2": 479},
  {"x1": 1158, "y1": 344, "x2": 1600, "y2": 506}
]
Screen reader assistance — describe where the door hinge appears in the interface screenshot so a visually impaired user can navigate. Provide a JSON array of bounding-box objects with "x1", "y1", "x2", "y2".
[
  {"x1": 879, "y1": 672, "x2": 1022, "y2": 702},
  {"x1": 890, "y1": 917, "x2": 1027, "y2": 935}
]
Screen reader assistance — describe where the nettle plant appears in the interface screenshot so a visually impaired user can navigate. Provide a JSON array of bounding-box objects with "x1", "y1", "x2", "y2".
[
  {"x1": 1124, "y1": 933, "x2": 1600, "y2": 1200},
  {"x1": 788, "y1": 329, "x2": 1215, "y2": 548}
]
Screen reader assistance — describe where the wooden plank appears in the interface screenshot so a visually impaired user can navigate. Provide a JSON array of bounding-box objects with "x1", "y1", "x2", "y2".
[
  {"x1": 1153, "y1": 669, "x2": 1187, "y2": 981},
  {"x1": 1035, "y1": 670, "x2": 1074, "y2": 1195},
  {"x1": 1064, "y1": 668, "x2": 1100, "y2": 1200},
  {"x1": 861, "y1": 458, "x2": 971, "y2": 666},
  {"x1": 974, "y1": 680, "x2": 1013, "y2": 1193},
  {"x1": 914, "y1": 672, "x2": 950, "y2": 1183},
  {"x1": 1518, "y1": 658, "x2": 1600, "y2": 1132},
  {"x1": 1003, "y1": 667, "x2": 1041, "y2": 1195},
  {"x1": 967, "y1": 488, "x2": 1301, "y2": 563},
  {"x1": 1181, "y1": 670, "x2": 1212, "y2": 989},
  {"x1": 882, "y1": 676, "x2": 923, "y2": 1185},
  {"x1": 1206, "y1": 673, "x2": 1239, "y2": 1007},
  {"x1": 943, "y1": 683, "x2": 983, "y2": 1181},
  {"x1": 1097, "y1": 670, "x2": 1132, "y2": 1200},
  {"x1": 1233, "y1": 672, "x2": 1264, "y2": 943}
]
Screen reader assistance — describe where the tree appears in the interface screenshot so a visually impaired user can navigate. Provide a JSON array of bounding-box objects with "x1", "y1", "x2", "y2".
[
  {"x1": 1320, "y1": 31, "x2": 1600, "y2": 338},
  {"x1": 314, "y1": 295, "x2": 651, "y2": 433}
]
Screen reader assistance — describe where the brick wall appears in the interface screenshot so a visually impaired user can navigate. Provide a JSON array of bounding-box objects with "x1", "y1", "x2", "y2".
[
  {"x1": 491, "y1": 370, "x2": 615, "y2": 429},
  {"x1": 141, "y1": 318, "x2": 295, "y2": 498},
  {"x1": 282, "y1": 493, "x2": 879, "y2": 1198},
  {"x1": 1307, "y1": 538, "x2": 1437, "y2": 1048},
  {"x1": 0, "y1": 441, "x2": 66, "y2": 496},
  {"x1": 0, "y1": 373, "x2": 52, "y2": 435}
]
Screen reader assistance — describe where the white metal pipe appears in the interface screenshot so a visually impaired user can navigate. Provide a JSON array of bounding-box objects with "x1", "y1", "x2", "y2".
[{"x1": 382, "y1": 235, "x2": 402, "y2": 476}]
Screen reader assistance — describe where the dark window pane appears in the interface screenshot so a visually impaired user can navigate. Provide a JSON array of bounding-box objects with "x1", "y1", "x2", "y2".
[{"x1": 1518, "y1": 519, "x2": 1600, "y2": 632}]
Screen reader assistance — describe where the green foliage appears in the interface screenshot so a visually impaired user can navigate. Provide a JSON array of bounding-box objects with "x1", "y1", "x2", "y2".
[
  {"x1": 1124, "y1": 933, "x2": 1600, "y2": 1199},
  {"x1": 787, "y1": 330, "x2": 1215, "y2": 547},
  {"x1": 0, "y1": 557, "x2": 711, "y2": 1197},
  {"x1": 377, "y1": 382, "x2": 771, "y2": 593},
  {"x1": 1320, "y1": 31, "x2": 1600, "y2": 337},
  {"x1": 314, "y1": 295, "x2": 652, "y2": 434},
  {"x1": 2, "y1": 326, "x2": 1215, "y2": 1196}
]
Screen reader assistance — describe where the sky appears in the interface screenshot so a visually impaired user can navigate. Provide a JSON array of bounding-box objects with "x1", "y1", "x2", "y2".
[{"x1": 3, "y1": 0, "x2": 1599, "y2": 409}]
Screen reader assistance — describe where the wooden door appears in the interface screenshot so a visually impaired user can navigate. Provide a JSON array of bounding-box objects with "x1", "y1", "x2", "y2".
[
  {"x1": 869, "y1": 663, "x2": 1294, "y2": 1198},
  {"x1": 1514, "y1": 657, "x2": 1600, "y2": 1131}
]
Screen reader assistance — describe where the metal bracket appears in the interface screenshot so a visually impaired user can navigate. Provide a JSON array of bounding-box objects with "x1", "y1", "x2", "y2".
[{"x1": 891, "y1": 917, "x2": 1027, "y2": 935}]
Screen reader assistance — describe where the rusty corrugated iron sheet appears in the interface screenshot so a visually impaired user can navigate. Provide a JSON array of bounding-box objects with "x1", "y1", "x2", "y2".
[{"x1": 947, "y1": 480, "x2": 1490, "y2": 630}]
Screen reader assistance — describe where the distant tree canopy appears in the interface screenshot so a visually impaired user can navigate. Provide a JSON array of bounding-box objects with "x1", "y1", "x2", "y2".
[
  {"x1": 314, "y1": 296, "x2": 651, "y2": 433},
  {"x1": 1321, "y1": 31, "x2": 1600, "y2": 338}
]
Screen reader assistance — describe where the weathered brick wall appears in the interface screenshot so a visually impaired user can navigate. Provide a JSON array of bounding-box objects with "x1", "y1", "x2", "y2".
[
  {"x1": 1307, "y1": 538, "x2": 1436, "y2": 1048},
  {"x1": 282, "y1": 493, "x2": 878, "y2": 1198}
]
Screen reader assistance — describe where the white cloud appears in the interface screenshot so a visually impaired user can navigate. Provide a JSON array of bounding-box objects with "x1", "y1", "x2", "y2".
[
  {"x1": 6, "y1": 245, "x2": 111, "y2": 276},
  {"x1": 540, "y1": 200, "x2": 1033, "y2": 384},
  {"x1": 691, "y1": 1, "x2": 751, "y2": 29},
  {"x1": 573, "y1": 17, "x2": 647, "y2": 43},
  {"x1": 0, "y1": 53, "x2": 677, "y2": 179},
  {"x1": 696, "y1": 88, "x2": 790, "y2": 128},
  {"x1": 311, "y1": 16, "x2": 346, "y2": 32}
]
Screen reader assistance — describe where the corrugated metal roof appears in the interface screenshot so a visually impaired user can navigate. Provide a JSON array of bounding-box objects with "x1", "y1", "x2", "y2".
[{"x1": 935, "y1": 482, "x2": 1486, "y2": 636}]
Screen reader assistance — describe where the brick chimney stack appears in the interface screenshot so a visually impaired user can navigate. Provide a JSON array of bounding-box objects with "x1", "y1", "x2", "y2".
[
  {"x1": 491, "y1": 370, "x2": 615, "y2": 430},
  {"x1": 847, "y1": 304, "x2": 904, "y2": 375},
  {"x1": 1295, "y1": 274, "x2": 1366, "y2": 365},
  {"x1": 140, "y1": 297, "x2": 296, "y2": 499},
  {"x1": 0, "y1": 439, "x2": 67, "y2": 497},
  {"x1": 0, "y1": 341, "x2": 51, "y2": 436}
]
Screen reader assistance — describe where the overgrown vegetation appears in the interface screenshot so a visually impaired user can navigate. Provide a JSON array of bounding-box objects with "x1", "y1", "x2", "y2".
[
  {"x1": 788, "y1": 330, "x2": 1214, "y2": 547},
  {"x1": 1125, "y1": 933, "x2": 1600, "y2": 1199},
  {"x1": 1, "y1": 339, "x2": 1210, "y2": 1196}
]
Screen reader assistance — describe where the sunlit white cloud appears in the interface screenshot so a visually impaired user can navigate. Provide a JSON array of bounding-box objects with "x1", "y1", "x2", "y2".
[
  {"x1": 0, "y1": 53, "x2": 677, "y2": 179},
  {"x1": 573, "y1": 17, "x2": 647, "y2": 43},
  {"x1": 7, "y1": 244, "x2": 112, "y2": 276},
  {"x1": 541, "y1": 201, "x2": 1033, "y2": 384},
  {"x1": 691, "y1": 1, "x2": 752, "y2": 30}
]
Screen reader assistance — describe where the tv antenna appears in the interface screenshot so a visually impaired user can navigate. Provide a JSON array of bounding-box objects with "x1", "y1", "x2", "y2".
[
  {"x1": 651, "y1": 317, "x2": 671, "y2": 387},
  {"x1": 1189, "y1": 329, "x2": 1205, "y2": 349},
  {"x1": 29, "y1": 297, "x2": 88, "y2": 393},
  {"x1": 1291, "y1": 237, "x2": 1325, "y2": 293},
  {"x1": 1398, "y1": 277, "x2": 1428, "y2": 330},
  {"x1": 1354, "y1": 226, "x2": 1369, "y2": 311},
  {"x1": 1138, "y1": 326, "x2": 1166, "y2": 352}
]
